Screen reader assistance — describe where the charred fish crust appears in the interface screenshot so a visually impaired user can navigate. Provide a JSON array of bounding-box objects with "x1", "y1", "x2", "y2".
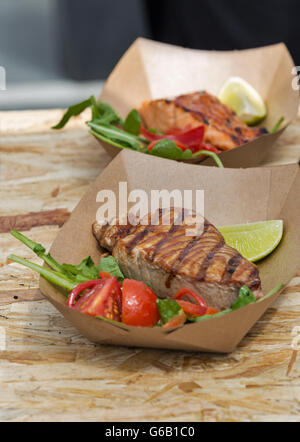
[
  {"x1": 197, "y1": 112, "x2": 209, "y2": 125},
  {"x1": 113, "y1": 225, "x2": 135, "y2": 243},
  {"x1": 248, "y1": 267, "x2": 260, "y2": 289},
  {"x1": 196, "y1": 238, "x2": 225, "y2": 281},
  {"x1": 249, "y1": 279, "x2": 260, "y2": 290},
  {"x1": 230, "y1": 134, "x2": 240, "y2": 145},
  {"x1": 150, "y1": 210, "x2": 184, "y2": 260},
  {"x1": 173, "y1": 237, "x2": 198, "y2": 267},
  {"x1": 171, "y1": 219, "x2": 211, "y2": 272},
  {"x1": 222, "y1": 254, "x2": 242, "y2": 282},
  {"x1": 259, "y1": 127, "x2": 269, "y2": 135},
  {"x1": 175, "y1": 97, "x2": 210, "y2": 125},
  {"x1": 235, "y1": 127, "x2": 242, "y2": 135},
  {"x1": 125, "y1": 226, "x2": 151, "y2": 253}
]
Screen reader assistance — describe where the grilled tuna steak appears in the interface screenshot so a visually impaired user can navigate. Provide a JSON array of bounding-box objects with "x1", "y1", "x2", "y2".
[
  {"x1": 140, "y1": 91, "x2": 268, "y2": 151},
  {"x1": 93, "y1": 208, "x2": 263, "y2": 310}
]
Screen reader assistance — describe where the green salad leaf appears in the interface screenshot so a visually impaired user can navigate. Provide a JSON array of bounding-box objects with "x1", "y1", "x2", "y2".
[
  {"x1": 51, "y1": 95, "x2": 224, "y2": 167},
  {"x1": 150, "y1": 139, "x2": 193, "y2": 160},
  {"x1": 61, "y1": 256, "x2": 100, "y2": 283},
  {"x1": 93, "y1": 99, "x2": 123, "y2": 126},
  {"x1": 88, "y1": 121, "x2": 144, "y2": 151},
  {"x1": 190, "y1": 309, "x2": 232, "y2": 323},
  {"x1": 8, "y1": 231, "x2": 124, "y2": 294},
  {"x1": 52, "y1": 97, "x2": 93, "y2": 130},
  {"x1": 231, "y1": 285, "x2": 256, "y2": 310},
  {"x1": 156, "y1": 298, "x2": 182, "y2": 324},
  {"x1": 123, "y1": 109, "x2": 141, "y2": 135},
  {"x1": 97, "y1": 256, "x2": 124, "y2": 282}
]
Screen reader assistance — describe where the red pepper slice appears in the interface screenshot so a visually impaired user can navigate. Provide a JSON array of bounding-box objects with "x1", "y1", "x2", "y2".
[
  {"x1": 142, "y1": 126, "x2": 205, "y2": 146},
  {"x1": 67, "y1": 279, "x2": 102, "y2": 308},
  {"x1": 168, "y1": 126, "x2": 205, "y2": 146},
  {"x1": 174, "y1": 288, "x2": 207, "y2": 317},
  {"x1": 140, "y1": 127, "x2": 165, "y2": 142},
  {"x1": 122, "y1": 279, "x2": 160, "y2": 327},
  {"x1": 142, "y1": 125, "x2": 220, "y2": 155}
]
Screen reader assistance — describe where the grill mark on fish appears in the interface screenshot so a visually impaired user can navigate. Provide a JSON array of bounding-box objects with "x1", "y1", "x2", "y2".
[
  {"x1": 196, "y1": 238, "x2": 225, "y2": 281},
  {"x1": 125, "y1": 208, "x2": 164, "y2": 253},
  {"x1": 150, "y1": 209, "x2": 184, "y2": 260},
  {"x1": 248, "y1": 267, "x2": 260, "y2": 289},
  {"x1": 171, "y1": 220, "x2": 210, "y2": 275},
  {"x1": 222, "y1": 254, "x2": 242, "y2": 282},
  {"x1": 230, "y1": 134, "x2": 240, "y2": 144}
]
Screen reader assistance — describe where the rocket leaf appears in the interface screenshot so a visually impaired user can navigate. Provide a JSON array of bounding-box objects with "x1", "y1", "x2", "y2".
[{"x1": 123, "y1": 109, "x2": 141, "y2": 135}]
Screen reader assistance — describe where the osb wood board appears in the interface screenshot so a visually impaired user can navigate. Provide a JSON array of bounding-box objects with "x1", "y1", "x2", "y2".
[{"x1": 0, "y1": 109, "x2": 300, "y2": 422}]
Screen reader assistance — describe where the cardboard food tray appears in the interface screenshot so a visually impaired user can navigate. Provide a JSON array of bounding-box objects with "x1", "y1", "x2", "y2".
[
  {"x1": 39, "y1": 150, "x2": 300, "y2": 353},
  {"x1": 96, "y1": 38, "x2": 299, "y2": 168}
]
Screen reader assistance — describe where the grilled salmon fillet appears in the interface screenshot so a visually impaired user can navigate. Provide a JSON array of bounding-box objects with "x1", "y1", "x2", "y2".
[
  {"x1": 93, "y1": 208, "x2": 263, "y2": 310},
  {"x1": 139, "y1": 91, "x2": 268, "y2": 151}
]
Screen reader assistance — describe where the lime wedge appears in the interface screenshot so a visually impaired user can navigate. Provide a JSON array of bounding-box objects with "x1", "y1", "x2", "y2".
[
  {"x1": 219, "y1": 77, "x2": 267, "y2": 125},
  {"x1": 218, "y1": 220, "x2": 283, "y2": 262}
]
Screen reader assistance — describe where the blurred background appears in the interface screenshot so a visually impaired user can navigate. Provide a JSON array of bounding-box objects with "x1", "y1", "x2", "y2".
[{"x1": 0, "y1": 0, "x2": 298, "y2": 110}]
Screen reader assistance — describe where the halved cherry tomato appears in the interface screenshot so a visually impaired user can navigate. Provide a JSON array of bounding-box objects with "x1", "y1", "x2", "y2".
[
  {"x1": 122, "y1": 279, "x2": 160, "y2": 327},
  {"x1": 174, "y1": 288, "x2": 207, "y2": 317},
  {"x1": 69, "y1": 277, "x2": 122, "y2": 321}
]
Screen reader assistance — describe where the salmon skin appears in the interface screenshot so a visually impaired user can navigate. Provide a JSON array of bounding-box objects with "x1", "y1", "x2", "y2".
[
  {"x1": 93, "y1": 208, "x2": 263, "y2": 310},
  {"x1": 139, "y1": 91, "x2": 268, "y2": 151}
]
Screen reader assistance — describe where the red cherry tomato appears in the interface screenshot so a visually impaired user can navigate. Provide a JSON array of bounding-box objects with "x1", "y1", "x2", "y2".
[{"x1": 122, "y1": 279, "x2": 160, "y2": 327}]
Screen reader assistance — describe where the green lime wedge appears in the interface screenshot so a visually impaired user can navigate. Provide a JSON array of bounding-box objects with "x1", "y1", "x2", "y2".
[
  {"x1": 219, "y1": 77, "x2": 267, "y2": 125},
  {"x1": 218, "y1": 220, "x2": 283, "y2": 262}
]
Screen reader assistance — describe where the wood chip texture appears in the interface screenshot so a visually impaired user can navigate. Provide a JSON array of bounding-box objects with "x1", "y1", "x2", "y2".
[{"x1": 0, "y1": 109, "x2": 300, "y2": 422}]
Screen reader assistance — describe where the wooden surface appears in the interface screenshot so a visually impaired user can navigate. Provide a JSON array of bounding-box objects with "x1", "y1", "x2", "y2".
[{"x1": 0, "y1": 109, "x2": 300, "y2": 422}]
